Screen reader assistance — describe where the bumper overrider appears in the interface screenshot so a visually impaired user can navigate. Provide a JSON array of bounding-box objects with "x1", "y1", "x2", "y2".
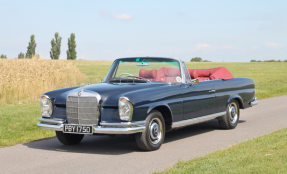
[
  {"x1": 249, "y1": 97, "x2": 258, "y2": 107},
  {"x1": 37, "y1": 118, "x2": 146, "y2": 134}
]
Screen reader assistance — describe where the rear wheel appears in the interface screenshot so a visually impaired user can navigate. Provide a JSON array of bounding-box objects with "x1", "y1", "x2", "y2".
[
  {"x1": 56, "y1": 131, "x2": 84, "y2": 145},
  {"x1": 135, "y1": 110, "x2": 165, "y2": 151},
  {"x1": 218, "y1": 100, "x2": 240, "y2": 129}
]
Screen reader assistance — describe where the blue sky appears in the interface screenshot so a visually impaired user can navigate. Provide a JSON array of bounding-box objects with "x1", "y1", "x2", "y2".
[{"x1": 0, "y1": 0, "x2": 286, "y2": 62}]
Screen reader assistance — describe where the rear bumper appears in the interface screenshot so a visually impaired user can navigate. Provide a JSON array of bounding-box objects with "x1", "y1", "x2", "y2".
[
  {"x1": 249, "y1": 97, "x2": 258, "y2": 107},
  {"x1": 37, "y1": 118, "x2": 145, "y2": 134}
]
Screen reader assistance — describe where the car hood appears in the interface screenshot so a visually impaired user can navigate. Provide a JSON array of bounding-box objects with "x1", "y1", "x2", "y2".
[{"x1": 54, "y1": 82, "x2": 164, "y2": 107}]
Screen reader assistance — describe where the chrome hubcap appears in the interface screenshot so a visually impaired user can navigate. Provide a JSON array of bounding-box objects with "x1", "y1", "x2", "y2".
[
  {"x1": 149, "y1": 118, "x2": 162, "y2": 145},
  {"x1": 229, "y1": 103, "x2": 238, "y2": 124}
]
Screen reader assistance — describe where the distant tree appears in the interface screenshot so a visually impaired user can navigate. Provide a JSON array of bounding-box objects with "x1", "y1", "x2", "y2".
[
  {"x1": 1, "y1": 54, "x2": 7, "y2": 59},
  {"x1": 202, "y1": 60, "x2": 212, "y2": 62},
  {"x1": 191, "y1": 57, "x2": 203, "y2": 62},
  {"x1": 67, "y1": 33, "x2": 77, "y2": 60},
  {"x1": 26, "y1": 35, "x2": 37, "y2": 59},
  {"x1": 284, "y1": 60, "x2": 287, "y2": 62},
  {"x1": 18, "y1": 52, "x2": 25, "y2": 59},
  {"x1": 250, "y1": 60, "x2": 257, "y2": 62},
  {"x1": 50, "y1": 32, "x2": 62, "y2": 60}
]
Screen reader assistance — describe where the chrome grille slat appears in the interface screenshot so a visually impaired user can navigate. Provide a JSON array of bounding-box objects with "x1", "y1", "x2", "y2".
[{"x1": 66, "y1": 91, "x2": 100, "y2": 125}]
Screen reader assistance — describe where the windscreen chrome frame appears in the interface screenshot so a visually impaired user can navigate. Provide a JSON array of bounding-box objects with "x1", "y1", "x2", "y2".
[{"x1": 103, "y1": 57, "x2": 187, "y2": 84}]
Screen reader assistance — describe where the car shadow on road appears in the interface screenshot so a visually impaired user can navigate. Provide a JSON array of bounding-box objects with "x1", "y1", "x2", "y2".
[{"x1": 23, "y1": 119, "x2": 246, "y2": 155}]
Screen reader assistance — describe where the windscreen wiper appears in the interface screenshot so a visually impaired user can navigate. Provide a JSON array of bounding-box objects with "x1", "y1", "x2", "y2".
[
  {"x1": 127, "y1": 76, "x2": 150, "y2": 82},
  {"x1": 108, "y1": 77, "x2": 149, "y2": 83}
]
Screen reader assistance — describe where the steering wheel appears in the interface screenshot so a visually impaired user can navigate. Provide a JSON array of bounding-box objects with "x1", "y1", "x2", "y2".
[{"x1": 118, "y1": 73, "x2": 134, "y2": 77}]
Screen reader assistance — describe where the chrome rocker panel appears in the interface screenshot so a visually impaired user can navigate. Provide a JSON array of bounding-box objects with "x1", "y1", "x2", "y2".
[
  {"x1": 172, "y1": 111, "x2": 226, "y2": 129},
  {"x1": 37, "y1": 118, "x2": 146, "y2": 134}
]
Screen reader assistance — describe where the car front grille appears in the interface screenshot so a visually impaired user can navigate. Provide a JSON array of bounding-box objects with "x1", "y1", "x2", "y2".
[{"x1": 66, "y1": 93, "x2": 100, "y2": 125}]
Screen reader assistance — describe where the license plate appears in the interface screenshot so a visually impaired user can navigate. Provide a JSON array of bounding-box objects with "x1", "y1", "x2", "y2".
[{"x1": 63, "y1": 124, "x2": 93, "y2": 134}]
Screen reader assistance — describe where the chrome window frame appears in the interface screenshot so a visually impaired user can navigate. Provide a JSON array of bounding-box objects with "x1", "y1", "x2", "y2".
[{"x1": 104, "y1": 57, "x2": 185, "y2": 84}]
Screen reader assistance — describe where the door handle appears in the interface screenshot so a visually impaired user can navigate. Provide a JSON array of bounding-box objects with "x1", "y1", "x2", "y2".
[{"x1": 209, "y1": 89, "x2": 216, "y2": 93}]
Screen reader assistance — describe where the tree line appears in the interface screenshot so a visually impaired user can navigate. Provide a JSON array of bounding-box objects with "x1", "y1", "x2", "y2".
[
  {"x1": 1, "y1": 33, "x2": 77, "y2": 60},
  {"x1": 251, "y1": 59, "x2": 287, "y2": 62},
  {"x1": 190, "y1": 57, "x2": 211, "y2": 62}
]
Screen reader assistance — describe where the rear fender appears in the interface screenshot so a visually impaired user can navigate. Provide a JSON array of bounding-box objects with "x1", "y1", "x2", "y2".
[{"x1": 227, "y1": 95, "x2": 244, "y2": 109}]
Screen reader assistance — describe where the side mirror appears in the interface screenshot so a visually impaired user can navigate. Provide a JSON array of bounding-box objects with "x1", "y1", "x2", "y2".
[{"x1": 191, "y1": 78, "x2": 199, "y2": 85}]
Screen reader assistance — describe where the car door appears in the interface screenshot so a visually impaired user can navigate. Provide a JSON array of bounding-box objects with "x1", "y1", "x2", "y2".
[{"x1": 180, "y1": 63, "x2": 216, "y2": 120}]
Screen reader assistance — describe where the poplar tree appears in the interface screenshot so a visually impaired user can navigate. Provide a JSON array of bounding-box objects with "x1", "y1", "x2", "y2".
[
  {"x1": 26, "y1": 35, "x2": 37, "y2": 58},
  {"x1": 50, "y1": 32, "x2": 62, "y2": 60},
  {"x1": 18, "y1": 52, "x2": 25, "y2": 59},
  {"x1": 67, "y1": 33, "x2": 77, "y2": 60}
]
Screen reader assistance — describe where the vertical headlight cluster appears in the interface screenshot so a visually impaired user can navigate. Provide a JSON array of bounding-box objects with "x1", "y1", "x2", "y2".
[
  {"x1": 118, "y1": 97, "x2": 133, "y2": 121},
  {"x1": 40, "y1": 95, "x2": 53, "y2": 117}
]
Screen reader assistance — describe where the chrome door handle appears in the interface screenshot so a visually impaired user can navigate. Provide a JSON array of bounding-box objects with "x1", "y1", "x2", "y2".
[{"x1": 209, "y1": 89, "x2": 216, "y2": 93}]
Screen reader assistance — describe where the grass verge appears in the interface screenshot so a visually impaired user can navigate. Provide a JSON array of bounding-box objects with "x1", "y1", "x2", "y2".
[
  {"x1": 155, "y1": 128, "x2": 287, "y2": 174},
  {"x1": 0, "y1": 102, "x2": 54, "y2": 147}
]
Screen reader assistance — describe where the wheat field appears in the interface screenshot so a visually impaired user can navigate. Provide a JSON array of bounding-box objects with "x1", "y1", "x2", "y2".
[{"x1": 0, "y1": 58, "x2": 84, "y2": 104}]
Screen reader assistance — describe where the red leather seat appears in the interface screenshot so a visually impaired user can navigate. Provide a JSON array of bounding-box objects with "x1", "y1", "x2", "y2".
[
  {"x1": 139, "y1": 69, "x2": 157, "y2": 81},
  {"x1": 156, "y1": 67, "x2": 181, "y2": 83},
  {"x1": 188, "y1": 67, "x2": 233, "y2": 81},
  {"x1": 188, "y1": 69, "x2": 198, "y2": 79}
]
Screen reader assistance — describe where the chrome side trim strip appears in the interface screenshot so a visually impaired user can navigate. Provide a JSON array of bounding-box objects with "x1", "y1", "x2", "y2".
[
  {"x1": 249, "y1": 97, "x2": 258, "y2": 107},
  {"x1": 171, "y1": 111, "x2": 226, "y2": 129},
  {"x1": 100, "y1": 121, "x2": 145, "y2": 127},
  {"x1": 38, "y1": 118, "x2": 65, "y2": 124}
]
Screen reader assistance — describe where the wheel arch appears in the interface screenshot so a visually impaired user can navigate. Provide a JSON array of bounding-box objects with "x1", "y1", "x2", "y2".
[
  {"x1": 227, "y1": 95, "x2": 244, "y2": 109},
  {"x1": 147, "y1": 104, "x2": 173, "y2": 132}
]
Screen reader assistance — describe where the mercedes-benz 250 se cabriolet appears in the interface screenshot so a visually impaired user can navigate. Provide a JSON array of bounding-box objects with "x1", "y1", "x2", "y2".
[{"x1": 38, "y1": 57, "x2": 258, "y2": 151}]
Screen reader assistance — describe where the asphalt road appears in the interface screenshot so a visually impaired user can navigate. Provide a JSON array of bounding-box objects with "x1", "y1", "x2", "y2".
[{"x1": 1, "y1": 95, "x2": 286, "y2": 174}]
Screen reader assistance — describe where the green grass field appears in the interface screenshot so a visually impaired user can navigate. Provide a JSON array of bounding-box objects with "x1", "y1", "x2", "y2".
[
  {"x1": 0, "y1": 102, "x2": 54, "y2": 147},
  {"x1": 0, "y1": 61, "x2": 287, "y2": 172},
  {"x1": 155, "y1": 128, "x2": 287, "y2": 174}
]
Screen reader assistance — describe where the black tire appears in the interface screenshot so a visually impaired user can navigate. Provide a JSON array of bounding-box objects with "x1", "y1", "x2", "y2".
[
  {"x1": 218, "y1": 100, "x2": 240, "y2": 129},
  {"x1": 56, "y1": 131, "x2": 84, "y2": 145},
  {"x1": 135, "y1": 110, "x2": 165, "y2": 151}
]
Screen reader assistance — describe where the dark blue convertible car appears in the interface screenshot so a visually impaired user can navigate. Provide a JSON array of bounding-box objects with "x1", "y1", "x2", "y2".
[{"x1": 38, "y1": 57, "x2": 258, "y2": 151}]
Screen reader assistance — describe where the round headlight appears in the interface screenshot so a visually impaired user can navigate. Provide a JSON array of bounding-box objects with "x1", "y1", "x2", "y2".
[
  {"x1": 40, "y1": 95, "x2": 53, "y2": 117},
  {"x1": 118, "y1": 97, "x2": 133, "y2": 121}
]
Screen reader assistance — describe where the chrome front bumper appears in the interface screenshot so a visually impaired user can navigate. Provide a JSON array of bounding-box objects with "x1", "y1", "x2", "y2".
[
  {"x1": 249, "y1": 97, "x2": 258, "y2": 107},
  {"x1": 37, "y1": 118, "x2": 146, "y2": 134}
]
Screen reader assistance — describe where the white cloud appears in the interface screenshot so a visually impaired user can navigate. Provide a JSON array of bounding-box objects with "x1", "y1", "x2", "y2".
[
  {"x1": 194, "y1": 44, "x2": 238, "y2": 50},
  {"x1": 251, "y1": 46, "x2": 260, "y2": 49},
  {"x1": 220, "y1": 45, "x2": 237, "y2": 49},
  {"x1": 113, "y1": 13, "x2": 133, "y2": 20},
  {"x1": 265, "y1": 42, "x2": 285, "y2": 48},
  {"x1": 195, "y1": 43, "x2": 211, "y2": 49}
]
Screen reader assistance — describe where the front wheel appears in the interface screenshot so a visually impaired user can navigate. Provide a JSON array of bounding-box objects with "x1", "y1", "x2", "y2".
[
  {"x1": 56, "y1": 131, "x2": 84, "y2": 145},
  {"x1": 218, "y1": 100, "x2": 240, "y2": 129},
  {"x1": 135, "y1": 110, "x2": 165, "y2": 151}
]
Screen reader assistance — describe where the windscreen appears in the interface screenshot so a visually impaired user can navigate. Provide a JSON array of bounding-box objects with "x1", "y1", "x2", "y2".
[{"x1": 104, "y1": 58, "x2": 182, "y2": 83}]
